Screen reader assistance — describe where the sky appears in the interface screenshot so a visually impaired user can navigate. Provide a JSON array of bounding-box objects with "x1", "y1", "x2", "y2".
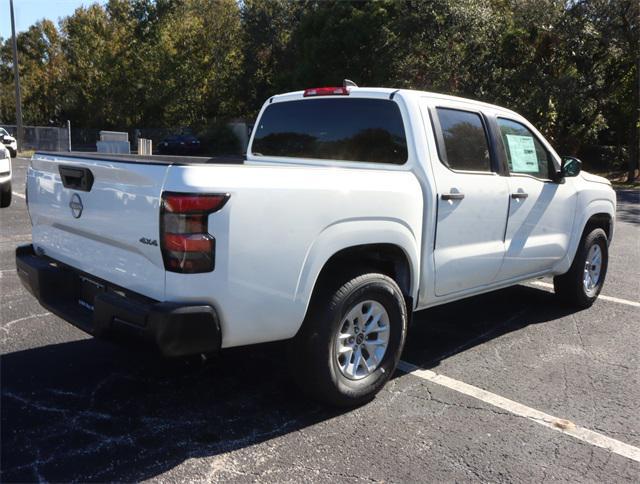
[{"x1": 0, "y1": 0, "x2": 101, "y2": 39}]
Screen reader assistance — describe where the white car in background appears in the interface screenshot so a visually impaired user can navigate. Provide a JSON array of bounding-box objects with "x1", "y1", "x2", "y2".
[
  {"x1": 0, "y1": 128, "x2": 17, "y2": 158},
  {"x1": 0, "y1": 145, "x2": 11, "y2": 208}
]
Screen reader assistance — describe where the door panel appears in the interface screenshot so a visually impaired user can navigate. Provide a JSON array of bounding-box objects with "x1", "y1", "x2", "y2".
[
  {"x1": 497, "y1": 176, "x2": 576, "y2": 280},
  {"x1": 426, "y1": 105, "x2": 510, "y2": 296},
  {"x1": 493, "y1": 117, "x2": 577, "y2": 280},
  {"x1": 434, "y1": 174, "x2": 510, "y2": 295}
]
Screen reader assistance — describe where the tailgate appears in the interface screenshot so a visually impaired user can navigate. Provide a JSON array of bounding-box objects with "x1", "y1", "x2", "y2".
[{"x1": 27, "y1": 153, "x2": 169, "y2": 300}]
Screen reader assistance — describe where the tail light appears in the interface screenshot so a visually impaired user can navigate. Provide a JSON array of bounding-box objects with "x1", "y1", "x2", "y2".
[
  {"x1": 303, "y1": 86, "x2": 349, "y2": 97},
  {"x1": 160, "y1": 192, "x2": 229, "y2": 273}
]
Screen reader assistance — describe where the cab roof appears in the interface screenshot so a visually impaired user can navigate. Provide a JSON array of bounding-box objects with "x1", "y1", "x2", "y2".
[{"x1": 269, "y1": 86, "x2": 520, "y2": 118}]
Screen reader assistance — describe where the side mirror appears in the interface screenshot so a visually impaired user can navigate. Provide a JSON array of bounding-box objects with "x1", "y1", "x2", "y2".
[{"x1": 560, "y1": 156, "x2": 582, "y2": 178}]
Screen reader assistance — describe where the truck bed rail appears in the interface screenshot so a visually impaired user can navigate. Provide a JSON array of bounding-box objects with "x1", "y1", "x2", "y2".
[{"x1": 34, "y1": 151, "x2": 245, "y2": 166}]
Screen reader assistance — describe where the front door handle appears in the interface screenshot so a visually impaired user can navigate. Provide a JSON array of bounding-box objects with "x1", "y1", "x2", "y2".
[
  {"x1": 441, "y1": 192, "x2": 465, "y2": 201},
  {"x1": 511, "y1": 192, "x2": 528, "y2": 199}
]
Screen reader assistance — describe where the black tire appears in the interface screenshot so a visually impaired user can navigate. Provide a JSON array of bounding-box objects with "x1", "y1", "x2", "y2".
[
  {"x1": 289, "y1": 272, "x2": 408, "y2": 407},
  {"x1": 0, "y1": 181, "x2": 11, "y2": 208},
  {"x1": 8, "y1": 148, "x2": 16, "y2": 158},
  {"x1": 553, "y1": 228, "x2": 608, "y2": 308}
]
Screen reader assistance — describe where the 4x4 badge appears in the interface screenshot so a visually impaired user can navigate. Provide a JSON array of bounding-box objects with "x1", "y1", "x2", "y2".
[
  {"x1": 139, "y1": 237, "x2": 158, "y2": 247},
  {"x1": 69, "y1": 194, "x2": 83, "y2": 218}
]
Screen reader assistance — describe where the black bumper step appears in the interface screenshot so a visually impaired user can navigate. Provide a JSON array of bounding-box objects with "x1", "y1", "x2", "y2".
[{"x1": 15, "y1": 244, "x2": 221, "y2": 357}]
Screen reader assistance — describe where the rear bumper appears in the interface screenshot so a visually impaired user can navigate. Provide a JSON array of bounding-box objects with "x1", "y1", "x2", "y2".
[{"x1": 15, "y1": 244, "x2": 221, "y2": 357}]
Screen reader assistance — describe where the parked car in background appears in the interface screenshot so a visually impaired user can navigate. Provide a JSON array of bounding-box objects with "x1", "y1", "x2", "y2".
[
  {"x1": 0, "y1": 128, "x2": 17, "y2": 157},
  {"x1": 17, "y1": 85, "x2": 615, "y2": 406},
  {"x1": 0, "y1": 145, "x2": 11, "y2": 207},
  {"x1": 157, "y1": 134, "x2": 201, "y2": 155}
]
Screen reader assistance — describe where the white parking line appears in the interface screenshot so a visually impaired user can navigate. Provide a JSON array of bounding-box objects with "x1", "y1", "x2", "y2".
[
  {"x1": 1, "y1": 312, "x2": 51, "y2": 333},
  {"x1": 12, "y1": 191, "x2": 25, "y2": 199},
  {"x1": 530, "y1": 280, "x2": 640, "y2": 308},
  {"x1": 397, "y1": 361, "x2": 640, "y2": 463}
]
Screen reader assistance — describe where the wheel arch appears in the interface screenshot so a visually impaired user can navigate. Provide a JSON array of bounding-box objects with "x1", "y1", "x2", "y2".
[
  {"x1": 295, "y1": 219, "x2": 420, "y2": 317},
  {"x1": 582, "y1": 212, "x2": 613, "y2": 242},
  {"x1": 553, "y1": 199, "x2": 615, "y2": 275}
]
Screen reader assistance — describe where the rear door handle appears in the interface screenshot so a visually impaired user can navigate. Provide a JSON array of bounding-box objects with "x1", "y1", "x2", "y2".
[
  {"x1": 511, "y1": 192, "x2": 528, "y2": 199},
  {"x1": 441, "y1": 192, "x2": 465, "y2": 201}
]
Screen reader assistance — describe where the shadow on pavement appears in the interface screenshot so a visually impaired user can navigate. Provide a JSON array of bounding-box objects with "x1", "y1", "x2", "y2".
[
  {"x1": 2, "y1": 284, "x2": 578, "y2": 481},
  {"x1": 1, "y1": 339, "x2": 340, "y2": 482},
  {"x1": 403, "y1": 284, "x2": 581, "y2": 369}
]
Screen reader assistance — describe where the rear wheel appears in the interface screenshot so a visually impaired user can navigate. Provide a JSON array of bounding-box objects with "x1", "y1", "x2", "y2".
[
  {"x1": 0, "y1": 181, "x2": 11, "y2": 208},
  {"x1": 289, "y1": 272, "x2": 408, "y2": 407},
  {"x1": 554, "y1": 228, "x2": 608, "y2": 308}
]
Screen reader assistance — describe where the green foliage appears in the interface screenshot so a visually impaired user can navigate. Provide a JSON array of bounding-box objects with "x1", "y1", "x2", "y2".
[
  {"x1": 0, "y1": 20, "x2": 66, "y2": 125},
  {"x1": 0, "y1": 0, "x2": 637, "y2": 175},
  {"x1": 288, "y1": 1, "x2": 400, "y2": 88}
]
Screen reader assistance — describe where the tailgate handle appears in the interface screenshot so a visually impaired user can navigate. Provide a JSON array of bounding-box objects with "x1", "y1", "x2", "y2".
[{"x1": 59, "y1": 165, "x2": 94, "y2": 192}]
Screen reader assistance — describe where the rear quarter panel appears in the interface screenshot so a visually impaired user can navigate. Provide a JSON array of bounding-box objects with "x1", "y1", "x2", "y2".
[{"x1": 163, "y1": 164, "x2": 423, "y2": 348}]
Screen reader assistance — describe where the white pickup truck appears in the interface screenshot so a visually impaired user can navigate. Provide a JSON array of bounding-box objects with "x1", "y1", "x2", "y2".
[{"x1": 16, "y1": 85, "x2": 616, "y2": 406}]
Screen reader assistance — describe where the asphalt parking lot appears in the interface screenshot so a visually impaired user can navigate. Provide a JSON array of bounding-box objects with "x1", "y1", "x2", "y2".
[{"x1": 1, "y1": 157, "x2": 639, "y2": 482}]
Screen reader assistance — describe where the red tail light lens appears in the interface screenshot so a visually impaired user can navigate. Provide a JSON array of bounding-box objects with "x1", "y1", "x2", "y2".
[
  {"x1": 303, "y1": 86, "x2": 349, "y2": 97},
  {"x1": 163, "y1": 233, "x2": 213, "y2": 253},
  {"x1": 160, "y1": 192, "x2": 229, "y2": 273},
  {"x1": 163, "y1": 194, "x2": 228, "y2": 213}
]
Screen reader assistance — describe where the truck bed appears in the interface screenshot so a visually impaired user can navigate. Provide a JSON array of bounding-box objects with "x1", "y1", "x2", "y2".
[{"x1": 34, "y1": 151, "x2": 245, "y2": 165}]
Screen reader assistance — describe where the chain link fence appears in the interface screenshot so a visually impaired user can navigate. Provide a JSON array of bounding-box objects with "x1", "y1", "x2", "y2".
[
  {"x1": 1, "y1": 122, "x2": 251, "y2": 155},
  {"x1": 1, "y1": 125, "x2": 70, "y2": 152}
]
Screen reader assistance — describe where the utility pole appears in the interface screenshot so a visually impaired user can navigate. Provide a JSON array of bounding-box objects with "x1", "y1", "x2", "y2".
[{"x1": 10, "y1": 0, "x2": 23, "y2": 153}]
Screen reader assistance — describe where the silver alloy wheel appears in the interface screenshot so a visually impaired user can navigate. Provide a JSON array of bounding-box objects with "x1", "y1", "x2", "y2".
[
  {"x1": 334, "y1": 300, "x2": 390, "y2": 380},
  {"x1": 583, "y1": 244, "x2": 602, "y2": 297}
]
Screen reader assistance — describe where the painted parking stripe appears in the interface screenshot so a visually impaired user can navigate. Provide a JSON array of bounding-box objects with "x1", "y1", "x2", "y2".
[
  {"x1": 12, "y1": 191, "x2": 25, "y2": 199},
  {"x1": 397, "y1": 360, "x2": 640, "y2": 463},
  {"x1": 530, "y1": 280, "x2": 640, "y2": 308},
  {"x1": 1, "y1": 312, "x2": 51, "y2": 333}
]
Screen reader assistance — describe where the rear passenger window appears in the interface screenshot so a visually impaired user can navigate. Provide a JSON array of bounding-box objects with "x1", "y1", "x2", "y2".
[
  {"x1": 435, "y1": 108, "x2": 491, "y2": 172},
  {"x1": 498, "y1": 118, "x2": 550, "y2": 179}
]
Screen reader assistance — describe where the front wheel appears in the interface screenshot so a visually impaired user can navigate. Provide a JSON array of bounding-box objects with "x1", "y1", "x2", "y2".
[
  {"x1": 289, "y1": 273, "x2": 408, "y2": 407},
  {"x1": 0, "y1": 181, "x2": 11, "y2": 208},
  {"x1": 554, "y1": 228, "x2": 608, "y2": 308}
]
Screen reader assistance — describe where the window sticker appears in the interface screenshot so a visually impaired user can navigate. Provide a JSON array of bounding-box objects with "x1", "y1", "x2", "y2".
[{"x1": 505, "y1": 134, "x2": 539, "y2": 173}]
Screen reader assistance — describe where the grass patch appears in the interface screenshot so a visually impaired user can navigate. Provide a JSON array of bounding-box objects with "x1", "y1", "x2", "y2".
[{"x1": 17, "y1": 150, "x2": 35, "y2": 159}]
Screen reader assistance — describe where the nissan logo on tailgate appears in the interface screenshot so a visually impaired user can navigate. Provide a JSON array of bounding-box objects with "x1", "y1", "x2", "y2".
[{"x1": 69, "y1": 193, "x2": 83, "y2": 218}]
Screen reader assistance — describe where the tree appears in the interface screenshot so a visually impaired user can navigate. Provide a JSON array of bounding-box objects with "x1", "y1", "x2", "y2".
[
  {"x1": 288, "y1": 1, "x2": 400, "y2": 89},
  {"x1": 573, "y1": 0, "x2": 639, "y2": 180},
  {"x1": 150, "y1": 0, "x2": 243, "y2": 127},
  {"x1": 0, "y1": 20, "x2": 66, "y2": 125},
  {"x1": 0, "y1": 0, "x2": 636, "y2": 176},
  {"x1": 238, "y1": 0, "x2": 308, "y2": 117}
]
